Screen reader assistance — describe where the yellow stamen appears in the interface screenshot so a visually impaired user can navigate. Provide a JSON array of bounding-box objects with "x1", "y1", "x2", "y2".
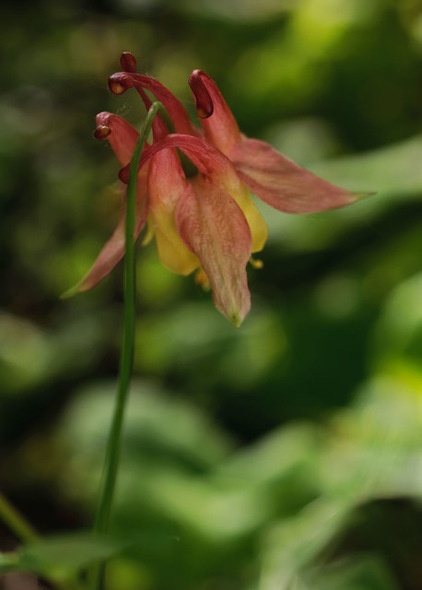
[
  {"x1": 249, "y1": 256, "x2": 264, "y2": 269},
  {"x1": 195, "y1": 268, "x2": 210, "y2": 290}
]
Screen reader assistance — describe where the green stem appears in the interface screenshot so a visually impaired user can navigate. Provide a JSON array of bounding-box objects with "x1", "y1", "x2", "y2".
[
  {"x1": 91, "y1": 101, "x2": 163, "y2": 590},
  {"x1": 0, "y1": 492, "x2": 38, "y2": 543}
]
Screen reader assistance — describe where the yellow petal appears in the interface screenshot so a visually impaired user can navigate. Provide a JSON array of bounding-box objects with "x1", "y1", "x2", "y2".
[
  {"x1": 233, "y1": 186, "x2": 268, "y2": 253},
  {"x1": 150, "y1": 208, "x2": 199, "y2": 275}
]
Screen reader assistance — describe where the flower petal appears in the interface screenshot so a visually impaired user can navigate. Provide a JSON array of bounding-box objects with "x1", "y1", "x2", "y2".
[
  {"x1": 148, "y1": 147, "x2": 199, "y2": 275},
  {"x1": 176, "y1": 177, "x2": 252, "y2": 326},
  {"x1": 230, "y1": 138, "x2": 365, "y2": 213},
  {"x1": 223, "y1": 184, "x2": 268, "y2": 254},
  {"x1": 95, "y1": 112, "x2": 139, "y2": 167},
  {"x1": 141, "y1": 133, "x2": 268, "y2": 254},
  {"x1": 64, "y1": 187, "x2": 148, "y2": 295},
  {"x1": 65, "y1": 112, "x2": 149, "y2": 294}
]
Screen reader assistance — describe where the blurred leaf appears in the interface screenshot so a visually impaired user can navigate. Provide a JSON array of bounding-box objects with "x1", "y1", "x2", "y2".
[
  {"x1": 322, "y1": 372, "x2": 422, "y2": 503},
  {"x1": 220, "y1": 423, "x2": 319, "y2": 485},
  {"x1": 259, "y1": 499, "x2": 352, "y2": 590},
  {"x1": 371, "y1": 271, "x2": 422, "y2": 374},
  {"x1": 0, "y1": 552, "x2": 18, "y2": 572},
  {"x1": 311, "y1": 135, "x2": 422, "y2": 200},
  {"x1": 61, "y1": 379, "x2": 233, "y2": 472},
  {"x1": 262, "y1": 135, "x2": 422, "y2": 252},
  {"x1": 307, "y1": 556, "x2": 398, "y2": 590},
  {"x1": 180, "y1": 0, "x2": 292, "y2": 22},
  {"x1": 0, "y1": 313, "x2": 51, "y2": 395},
  {"x1": 135, "y1": 302, "x2": 286, "y2": 389},
  {"x1": 13, "y1": 532, "x2": 126, "y2": 579},
  {"x1": 0, "y1": 308, "x2": 113, "y2": 397}
]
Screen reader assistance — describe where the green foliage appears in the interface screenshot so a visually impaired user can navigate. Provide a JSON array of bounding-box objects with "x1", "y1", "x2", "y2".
[
  {"x1": 0, "y1": 532, "x2": 126, "y2": 578},
  {"x1": 1, "y1": 0, "x2": 422, "y2": 588}
]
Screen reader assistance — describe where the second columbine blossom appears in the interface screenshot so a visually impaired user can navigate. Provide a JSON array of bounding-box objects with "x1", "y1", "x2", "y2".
[{"x1": 77, "y1": 53, "x2": 366, "y2": 326}]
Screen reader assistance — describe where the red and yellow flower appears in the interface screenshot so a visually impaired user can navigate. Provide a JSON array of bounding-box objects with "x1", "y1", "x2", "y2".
[{"x1": 76, "y1": 53, "x2": 365, "y2": 326}]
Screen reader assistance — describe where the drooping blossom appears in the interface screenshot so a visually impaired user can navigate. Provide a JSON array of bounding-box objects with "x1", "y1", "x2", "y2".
[{"x1": 75, "y1": 53, "x2": 367, "y2": 326}]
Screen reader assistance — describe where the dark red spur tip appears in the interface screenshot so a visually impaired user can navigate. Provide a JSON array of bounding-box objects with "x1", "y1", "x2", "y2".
[
  {"x1": 188, "y1": 70, "x2": 214, "y2": 118},
  {"x1": 120, "y1": 52, "x2": 137, "y2": 73},
  {"x1": 118, "y1": 165, "x2": 130, "y2": 184},
  {"x1": 93, "y1": 125, "x2": 111, "y2": 140},
  {"x1": 108, "y1": 73, "x2": 131, "y2": 95}
]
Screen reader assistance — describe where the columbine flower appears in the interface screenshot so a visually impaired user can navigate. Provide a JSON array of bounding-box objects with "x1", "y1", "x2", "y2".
[{"x1": 75, "y1": 53, "x2": 366, "y2": 326}]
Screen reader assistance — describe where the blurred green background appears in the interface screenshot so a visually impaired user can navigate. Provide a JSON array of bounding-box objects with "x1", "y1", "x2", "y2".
[{"x1": 1, "y1": 0, "x2": 422, "y2": 588}]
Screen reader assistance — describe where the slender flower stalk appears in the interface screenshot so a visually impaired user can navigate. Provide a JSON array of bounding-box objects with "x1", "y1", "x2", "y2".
[{"x1": 90, "y1": 101, "x2": 163, "y2": 590}]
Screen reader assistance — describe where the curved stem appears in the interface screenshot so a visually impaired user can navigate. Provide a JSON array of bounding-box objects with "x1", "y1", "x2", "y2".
[
  {"x1": 90, "y1": 101, "x2": 163, "y2": 590},
  {"x1": 0, "y1": 492, "x2": 38, "y2": 543}
]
